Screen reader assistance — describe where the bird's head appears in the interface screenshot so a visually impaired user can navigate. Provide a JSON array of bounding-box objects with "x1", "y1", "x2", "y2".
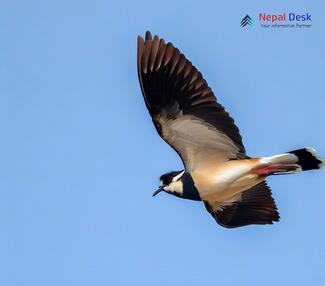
[{"x1": 152, "y1": 170, "x2": 185, "y2": 198}]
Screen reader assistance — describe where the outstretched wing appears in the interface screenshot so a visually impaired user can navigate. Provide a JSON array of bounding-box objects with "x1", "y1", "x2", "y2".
[
  {"x1": 137, "y1": 31, "x2": 246, "y2": 171},
  {"x1": 204, "y1": 181, "x2": 280, "y2": 228}
]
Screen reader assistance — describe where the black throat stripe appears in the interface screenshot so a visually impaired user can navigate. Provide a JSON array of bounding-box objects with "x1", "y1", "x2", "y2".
[{"x1": 181, "y1": 172, "x2": 201, "y2": 201}]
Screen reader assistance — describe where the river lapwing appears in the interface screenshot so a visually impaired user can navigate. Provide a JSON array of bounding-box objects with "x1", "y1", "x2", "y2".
[{"x1": 137, "y1": 31, "x2": 323, "y2": 228}]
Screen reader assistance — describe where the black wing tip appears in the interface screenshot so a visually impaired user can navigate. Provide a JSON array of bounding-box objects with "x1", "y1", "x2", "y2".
[
  {"x1": 218, "y1": 214, "x2": 280, "y2": 229},
  {"x1": 138, "y1": 31, "x2": 157, "y2": 42},
  {"x1": 137, "y1": 31, "x2": 174, "y2": 75},
  {"x1": 145, "y1": 31, "x2": 152, "y2": 40},
  {"x1": 138, "y1": 31, "x2": 170, "y2": 46},
  {"x1": 204, "y1": 181, "x2": 281, "y2": 228}
]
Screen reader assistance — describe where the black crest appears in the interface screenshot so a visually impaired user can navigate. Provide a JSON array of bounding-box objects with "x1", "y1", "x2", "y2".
[{"x1": 160, "y1": 171, "x2": 182, "y2": 185}]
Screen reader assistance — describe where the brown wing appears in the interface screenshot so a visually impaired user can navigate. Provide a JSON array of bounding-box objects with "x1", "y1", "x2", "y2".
[
  {"x1": 137, "y1": 32, "x2": 247, "y2": 171},
  {"x1": 204, "y1": 181, "x2": 280, "y2": 228}
]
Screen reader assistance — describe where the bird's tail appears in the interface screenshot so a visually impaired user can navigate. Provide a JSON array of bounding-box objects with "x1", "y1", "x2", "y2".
[{"x1": 253, "y1": 148, "x2": 324, "y2": 176}]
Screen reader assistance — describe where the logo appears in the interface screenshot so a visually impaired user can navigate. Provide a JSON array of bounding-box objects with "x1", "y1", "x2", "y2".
[
  {"x1": 240, "y1": 13, "x2": 312, "y2": 29},
  {"x1": 240, "y1": 15, "x2": 254, "y2": 27}
]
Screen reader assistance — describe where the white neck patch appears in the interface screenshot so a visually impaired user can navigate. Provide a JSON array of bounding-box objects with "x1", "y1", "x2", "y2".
[{"x1": 165, "y1": 180, "x2": 184, "y2": 195}]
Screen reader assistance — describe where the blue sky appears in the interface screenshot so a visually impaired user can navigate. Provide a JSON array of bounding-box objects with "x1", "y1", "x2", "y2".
[{"x1": 1, "y1": 1, "x2": 325, "y2": 285}]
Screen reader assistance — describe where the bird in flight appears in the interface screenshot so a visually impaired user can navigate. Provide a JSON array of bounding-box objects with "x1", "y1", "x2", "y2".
[{"x1": 137, "y1": 31, "x2": 323, "y2": 228}]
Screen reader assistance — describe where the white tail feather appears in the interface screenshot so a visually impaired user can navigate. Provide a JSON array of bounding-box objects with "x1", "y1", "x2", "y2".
[{"x1": 261, "y1": 148, "x2": 324, "y2": 174}]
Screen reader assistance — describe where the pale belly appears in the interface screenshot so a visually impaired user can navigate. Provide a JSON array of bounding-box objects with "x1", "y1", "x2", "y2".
[{"x1": 190, "y1": 159, "x2": 264, "y2": 201}]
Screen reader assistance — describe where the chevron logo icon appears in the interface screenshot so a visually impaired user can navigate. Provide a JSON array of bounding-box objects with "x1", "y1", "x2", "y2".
[{"x1": 241, "y1": 15, "x2": 254, "y2": 27}]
